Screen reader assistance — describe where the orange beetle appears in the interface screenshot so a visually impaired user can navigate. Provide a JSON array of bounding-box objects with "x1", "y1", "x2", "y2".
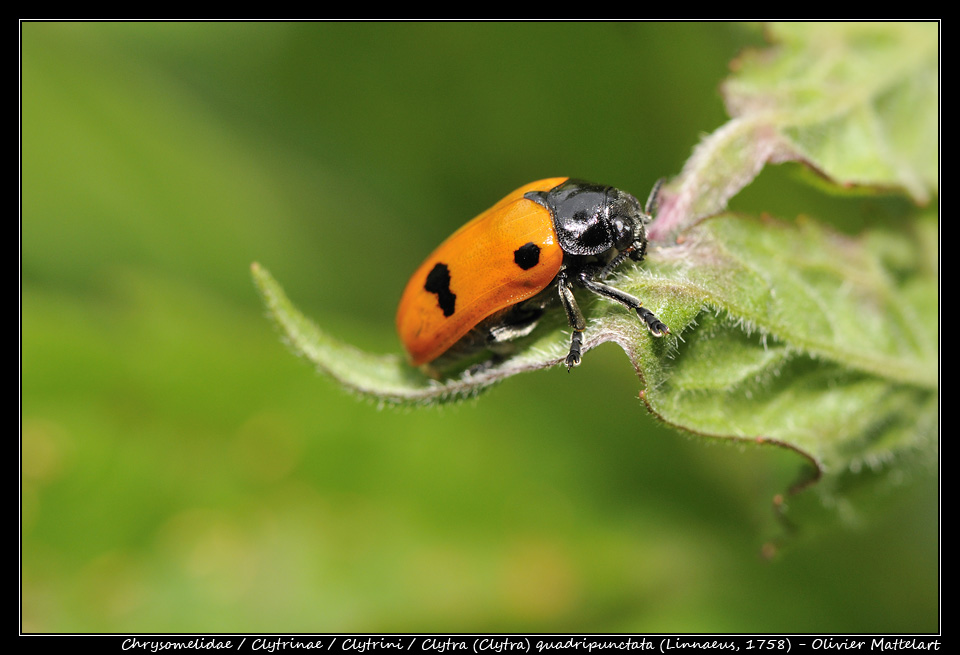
[{"x1": 396, "y1": 178, "x2": 668, "y2": 372}]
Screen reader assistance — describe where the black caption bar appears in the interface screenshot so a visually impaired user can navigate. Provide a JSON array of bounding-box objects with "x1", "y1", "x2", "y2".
[{"x1": 15, "y1": 634, "x2": 943, "y2": 654}]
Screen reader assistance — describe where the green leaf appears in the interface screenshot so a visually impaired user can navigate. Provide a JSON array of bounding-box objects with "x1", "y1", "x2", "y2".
[
  {"x1": 643, "y1": 210, "x2": 937, "y2": 492},
  {"x1": 253, "y1": 202, "x2": 936, "y2": 482},
  {"x1": 651, "y1": 22, "x2": 937, "y2": 241}
]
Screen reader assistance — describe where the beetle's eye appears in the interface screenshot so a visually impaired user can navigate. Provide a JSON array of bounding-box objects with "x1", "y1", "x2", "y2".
[
  {"x1": 610, "y1": 216, "x2": 636, "y2": 251},
  {"x1": 605, "y1": 189, "x2": 644, "y2": 247}
]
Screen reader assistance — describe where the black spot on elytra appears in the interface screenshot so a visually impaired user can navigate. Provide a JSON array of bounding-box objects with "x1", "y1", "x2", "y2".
[
  {"x1": 425, "y1": 262, "x2": 456, "y2": 317},
  {"x1": 513, "y1": 242, "x2": 541, "y2": 270}
]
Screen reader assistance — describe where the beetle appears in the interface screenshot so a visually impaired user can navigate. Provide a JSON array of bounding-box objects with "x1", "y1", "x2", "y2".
[{"x1": 396, "y1": 177, "x2": 668, "y2": 372}]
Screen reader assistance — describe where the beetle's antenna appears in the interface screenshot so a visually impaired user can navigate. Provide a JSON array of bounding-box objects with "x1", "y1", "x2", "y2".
[
  {"x1": 598, "y1": 247, "x2": 632, "y2": 280},
  {"x1": 644, "y1": 178, "x2": 665, "y2": 218}
]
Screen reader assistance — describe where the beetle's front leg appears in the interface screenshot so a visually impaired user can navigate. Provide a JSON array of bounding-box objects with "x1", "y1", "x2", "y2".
[{"x1": 578, "y1": 269, "x2": 669, "y2": 337}]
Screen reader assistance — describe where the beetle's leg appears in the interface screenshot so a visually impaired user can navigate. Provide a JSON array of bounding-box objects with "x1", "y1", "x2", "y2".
[
  {"x1": 578, "y1": 268, "x2": 669, "y2": 337},
  {"x1": 556, "y1": 269, "x2": 586, "y2": 370}
]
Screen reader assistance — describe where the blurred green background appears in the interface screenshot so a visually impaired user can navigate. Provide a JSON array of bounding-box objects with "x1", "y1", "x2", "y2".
[{"x1": 21, "y1": 22, "x2": 937, "y2": 633}]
